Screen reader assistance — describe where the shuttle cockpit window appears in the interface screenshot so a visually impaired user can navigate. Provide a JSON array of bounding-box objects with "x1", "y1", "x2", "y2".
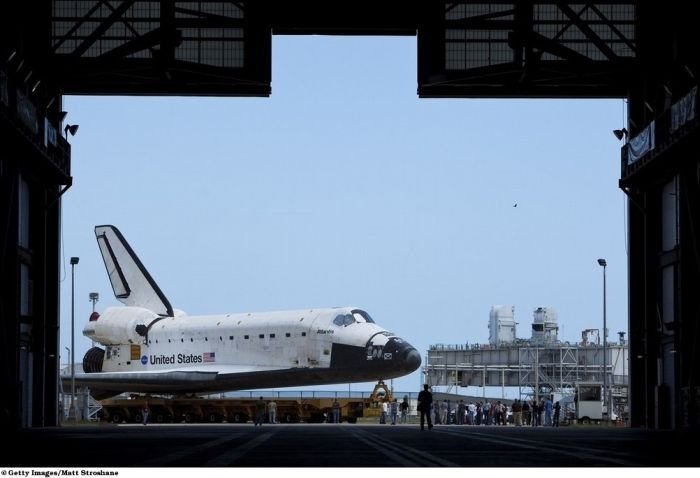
[
  {"x1": 351, "y1": 309, "x2": 375, "y2": 323},
  {"x1": 378, "y1": 330, "x2": 400, "y2": 341},
  {"x1": 333, "y1": 310, "x2": 376, "y2": 327},
  {"x1": 333, "y1": 314, "x2": 356, "y2": 327}
]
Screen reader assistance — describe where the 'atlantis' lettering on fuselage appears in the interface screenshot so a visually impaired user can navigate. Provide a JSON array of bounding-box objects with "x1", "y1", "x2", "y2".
[{"x1": 149, "y1": 354, "x2": 203, "y2": 365}]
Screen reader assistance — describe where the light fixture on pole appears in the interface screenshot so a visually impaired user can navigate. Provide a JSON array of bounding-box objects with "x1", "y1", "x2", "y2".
[
  {"x1": 89, "y1": 292, "x2": 99, "y2": 312},
  {"x1": 613, "y1": 128, "x2": 628, "y2": 141},
  {"x1": 597, "y1": 258, "x2": 608, "y2": 421},
  {"x1": 89, "y1": 292, "x2": 99, "y2": 347},
  {"x1": 64, "y1": 124, "x2": 79, "y2": 140},
  {"x1": 70, "y1": 256, "x2": 79, "y2": 420}
]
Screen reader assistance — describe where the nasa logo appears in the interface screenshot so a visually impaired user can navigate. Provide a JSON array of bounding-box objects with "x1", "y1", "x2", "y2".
[{"x1": 140, "y1": 355, "x2": 148, "y2": 365}]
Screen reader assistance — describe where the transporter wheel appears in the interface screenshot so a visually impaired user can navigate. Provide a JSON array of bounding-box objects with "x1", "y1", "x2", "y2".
[
  {"x1": 111, "y1": 413, "x2": 122, "y2": 424},
  {"x1": 184, "y1": 412, "x2": 194, "y2": 423}
]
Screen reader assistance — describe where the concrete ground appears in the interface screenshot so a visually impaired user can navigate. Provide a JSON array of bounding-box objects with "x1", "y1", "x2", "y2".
[{"x1": 4, "y1": 423, "x2": 699, "y2": 467}]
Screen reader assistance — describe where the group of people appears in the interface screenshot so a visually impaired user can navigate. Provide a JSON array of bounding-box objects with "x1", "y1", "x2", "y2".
[
  {"x1": 256, "y1": 397, "x2": 343, "y2": 425},
  {"x1": 253, "y1": 397, "x2": 278, "y2": 425},
  {"x1": 511, "y1": 397, "x2": 562, "y2": 427},
  {"x1": 416, "y1": 385, "x2": 563, "y2": 430},
  {"x1": 379, "y1": 397, "x2": 411, "y2": 425}
]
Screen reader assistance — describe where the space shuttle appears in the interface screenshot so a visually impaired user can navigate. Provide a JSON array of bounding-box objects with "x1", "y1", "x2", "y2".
[{"x1": 68, "y1": 225, "x2": 421, "y2": 399}]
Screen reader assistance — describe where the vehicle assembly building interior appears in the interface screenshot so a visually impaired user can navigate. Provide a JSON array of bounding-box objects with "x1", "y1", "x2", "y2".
[{"x1": 1, "y1": 1, "x2": 699, "y2": 431}]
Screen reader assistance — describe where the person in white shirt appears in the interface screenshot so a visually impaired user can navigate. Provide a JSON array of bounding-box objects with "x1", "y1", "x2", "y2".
[
  {"x1": 268, "y1": 400, "x2": 277, "y2": 424},
  {"x1": 380, "y1": 401, "x2": 388, "y2": 424}
]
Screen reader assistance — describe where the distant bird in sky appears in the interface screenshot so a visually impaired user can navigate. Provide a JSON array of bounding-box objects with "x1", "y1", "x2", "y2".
[{"x1": 513, "y1": 203, "x2": 518, "y2": 207}]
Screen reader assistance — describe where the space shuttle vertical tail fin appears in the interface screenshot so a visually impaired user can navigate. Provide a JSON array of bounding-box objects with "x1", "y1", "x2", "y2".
[{"x1": 94, "y1": 225, "x2": 174, "y2": 317}]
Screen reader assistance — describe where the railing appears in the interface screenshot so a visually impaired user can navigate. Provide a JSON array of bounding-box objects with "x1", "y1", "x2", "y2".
[{"x1": 86, "y1": 394, "x2": 103, "y2": 420}]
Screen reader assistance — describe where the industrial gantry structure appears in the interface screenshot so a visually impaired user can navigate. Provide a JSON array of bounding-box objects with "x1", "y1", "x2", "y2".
[
  {"x1": 1, "y1": 1, "x2": 698, "y2": 430},
  {"x1": 424, "y1": 307, "x2": 629, "y2": 409}
]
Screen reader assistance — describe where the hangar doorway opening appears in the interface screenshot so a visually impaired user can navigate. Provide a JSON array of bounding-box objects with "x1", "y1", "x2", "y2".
[{"x1": 60, "y1": 35, "x2": 628, "y2": 424}]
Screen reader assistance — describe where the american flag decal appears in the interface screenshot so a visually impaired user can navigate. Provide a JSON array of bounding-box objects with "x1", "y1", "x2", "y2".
[{"x1": 203, "y1": 352, "x2": 216, "y2": 363}]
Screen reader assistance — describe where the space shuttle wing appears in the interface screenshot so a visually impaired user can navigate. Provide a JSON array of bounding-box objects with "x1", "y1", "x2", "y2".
[
  {"x1": 72, "y1": 370, "x2": 219, "y2": 387},
  {"x1": 208, "y1": 365, "x2": 290, "y2": 376},
  {"x1": 95, "y1": 225, "x2": 173, "y2": 317},
  {"x1": 66, "y1": 370, "x2": 218, "y2": 397},
  {"x1": 68, "y1": 364, "x2": 290, "y2": 397}
]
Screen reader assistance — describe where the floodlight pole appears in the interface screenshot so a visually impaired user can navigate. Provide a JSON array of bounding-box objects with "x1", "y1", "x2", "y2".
[
  {"x1": 598, "y1": 258, "x2": 608, "y2": 422},
  {"x1": 70, "y1": 257, "x2": 79, "y2": 420}
]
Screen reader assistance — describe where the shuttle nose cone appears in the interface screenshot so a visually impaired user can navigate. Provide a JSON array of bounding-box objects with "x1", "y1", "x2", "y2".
[{"x1": 400, "y1": 345, "x2": 421, "y2": 373}]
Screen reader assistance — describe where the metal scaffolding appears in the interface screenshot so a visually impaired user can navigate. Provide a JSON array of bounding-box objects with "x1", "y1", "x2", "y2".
[{"x1": 424, "y1": 342, "x2": 628, "y2": 402}]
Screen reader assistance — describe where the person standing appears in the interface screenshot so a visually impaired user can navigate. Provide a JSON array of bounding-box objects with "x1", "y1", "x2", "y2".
[
  {"x1": 142, "y1": 406, "x2": 149, "y2": 426},
  {"x1": 433, "y1": 401, "x2": 441, "y2": 425},
  {"x1": 544, "y1": 396, "x2": 553, "y2": 426},
  {"x1": 380, "y1": 400, "x2": 388, "y2": 424},
  {"x1": 468, "y1": 402, "x2": 476, "y2": 425},
  {"x1": 513, "y1": 399, "x2": 522, "y2": 426},
  {"x1": 390, "y1": 398, "x2": 399, "y2": 425},
  {"x1": 553, "y1": 401, "x2": 561, "y2": 427},
  {"x1": 522, "y1": 399, "x2": 531, "y2": 426},
  {"x1": 417, "y1": 384, "x2": 433, "y2": 431},
  {"x1": 495, "y1": 401, "x2": 503, "y2": 426},
  {"x1": 332, "y1": 399, "x2": 341, "y2": 424},
  {"x1": 400, "y1": 397, "x2": 409, "y2": 424},
  {"x1": 254, "y1": 396, "x2": 266, "y2": 426},
  {"x1": 268, "y1": 399, "x2": 277, "y2": 424},
  {"x1": 531, "y1": 400, "x2": 539, "y2": 426}
]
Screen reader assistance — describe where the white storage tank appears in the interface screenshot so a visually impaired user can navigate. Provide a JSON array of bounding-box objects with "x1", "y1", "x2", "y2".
[
  {"x1": 489, "y1": 305, "x2": 517, "y2": 345},
  {"x1": 531, "y1": 306, "x2": 559, "y2": 344}
]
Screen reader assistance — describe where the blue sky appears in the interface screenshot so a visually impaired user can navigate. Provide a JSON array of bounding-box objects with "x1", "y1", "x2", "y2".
[{"x1": 60, "y1": 35, "x2": 629, "y2": 395}]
